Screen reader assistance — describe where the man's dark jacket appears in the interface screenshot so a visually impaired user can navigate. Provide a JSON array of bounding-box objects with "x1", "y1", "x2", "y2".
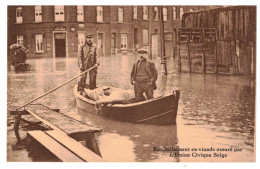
[
  {"x1": 131, "y1": 59, "x2": 158, "y2": 90},
  {"x1": 77, "y1": 43, "x2": 98, "y2": 71}
]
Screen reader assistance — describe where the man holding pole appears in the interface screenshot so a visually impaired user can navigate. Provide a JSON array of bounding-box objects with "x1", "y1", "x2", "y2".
[{"x1": 78, "y1": 34, "x2": 100, "y2": 92}]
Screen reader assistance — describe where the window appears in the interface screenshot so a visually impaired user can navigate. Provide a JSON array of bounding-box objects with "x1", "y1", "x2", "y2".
[
  {"x1": 35, "y1": 34, "x2": 43, "y2": 53},
  {"x1": 133, "y1": 6, "x2": 137, "y2": 19},
  {"x1": 97, "y1": 6, "x2": 103, "y2": 22},
  {"x1": 77, "y1": 6, "x2": 84, "y2": 22},
  {"x1": 143, "y1": 29, "x2": 149, "y2": 45},
  {"x1": 55, "y1": 6, "x2": 65, "y2": 21},
  {"x1": 190, "y1": 8, "x2": 194, "y2": 12},
  {"x1": 154, "y1": 7, "x2": 159, "y2": 20},
  {"x1": 163, "y1": 7, "x2": 167, "y2": 21},
  {"x1": 35, "y1": 6, "x2": 42, "y2": 22},
  {"x1": 17, "y1": 35, "x2": 23, "y2": 46},
  {"x1": 16, "y1": 7, "x2": 23, "y2": 23},
  {"x1": 118, "y1": 7, "x2": 123, "y2": 23},
  {"x1": 120, "y1": 34, "x2": 127, "y2": 49},
  {"x1": 180, "y1": 7, "x2": 184, "y2": 21},
  {"x1": 173, "y1": 7, "x2": 177, "y2": 20},
  {"x1": 143, "y1": 6, "x2": 148, "y2": 20}
]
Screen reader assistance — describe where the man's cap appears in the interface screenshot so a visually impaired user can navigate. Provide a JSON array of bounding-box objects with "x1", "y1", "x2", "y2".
[
  {"x1": 86, "y1": 34, "x2": 94, "y2": 38},
  {"x1": 138, "y1": 48, "x2": 148, "y2": 54}
]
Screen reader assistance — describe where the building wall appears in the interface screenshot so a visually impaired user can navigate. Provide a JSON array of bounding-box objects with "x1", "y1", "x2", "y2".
[{"x1": 8, "y1": 5, "x2": 209, "y2": 59}]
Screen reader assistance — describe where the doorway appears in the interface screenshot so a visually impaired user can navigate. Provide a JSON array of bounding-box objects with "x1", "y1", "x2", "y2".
[
  {"x1": 54, "y1": 33, "x2": 66, "y2": 58},
  {"x1": 151, "y1": 34, "x2": 159, "y2": 58},
  {"x1": 134, "y1": 28, "x2": 138, "y2": 51},
  {"x1": 165, "y1": 32, "x2": 173, "y2": 58},
  {"x1": 111, "y1": 33, "x2": 116, "y2": 54},
  {"x1": 78, "y1": 32, "x2": 85, "y2": 49},
  {"x1": 98, "y1": 33, "x2": 104, "y2": 56}
]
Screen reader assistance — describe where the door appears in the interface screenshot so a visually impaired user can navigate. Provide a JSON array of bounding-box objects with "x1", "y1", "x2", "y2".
[
  {"x1": 165, "y1": 41, "x2": 173, "y2": 57},
  {"x1": 134, "y1": 28, "x2": 138, "y2": 51},
  {"x1": 78, "y1": 32, "x2": 85, "y2": 49},
  {"x1": 98, "y1": 33, "x2": 104, "y2": 56},
  {"x1": 151, "y1": 34, "x2": 159, "y2": 58},
  {"x1": 165, "y1": 32, "x2": 173, "y2": 57},
  {"x1": 54, "y1": 33, "x2": 66, "y2": 58},
  {"x1": 111, "y1": 33, "x2": 116, "y2": 54}
]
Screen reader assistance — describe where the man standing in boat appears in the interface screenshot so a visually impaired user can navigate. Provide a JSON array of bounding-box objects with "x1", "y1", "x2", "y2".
[
  {"x1": 77, "y1": 33, "x2": 100, "y2": 92},
  {"x1": 131, "y1": 48, "x2": 158, "y2": 102}
]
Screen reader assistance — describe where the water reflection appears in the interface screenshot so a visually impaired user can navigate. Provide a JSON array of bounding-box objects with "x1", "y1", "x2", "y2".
[
  {"x1": 7, "y1": 56, "x2": 255, "y2": 162},
  {"x1": 76, "y1": 107, "x2": 178, "y2": 162}
]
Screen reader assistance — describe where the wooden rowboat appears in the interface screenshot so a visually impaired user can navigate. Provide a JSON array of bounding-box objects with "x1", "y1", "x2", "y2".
[
  {"x1": 74, "y1": 84, "x2": 180, "y2": 125},
  {"x1": 10, "y1": 63, "x2": 31, "y2": 72}
]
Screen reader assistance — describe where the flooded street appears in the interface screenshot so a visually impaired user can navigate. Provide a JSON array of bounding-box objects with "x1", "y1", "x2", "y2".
[{"x1": 7, "y1": 56, "x2": 255, "y2": 162}]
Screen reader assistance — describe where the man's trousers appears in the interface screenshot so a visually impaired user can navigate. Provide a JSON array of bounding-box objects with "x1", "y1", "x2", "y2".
[
  {"x1": 134, "y1": 81, "x2": 153, "y2": 102},
  {"x1": 78, "y1": 68, "x2": 97, "y2": 90}
]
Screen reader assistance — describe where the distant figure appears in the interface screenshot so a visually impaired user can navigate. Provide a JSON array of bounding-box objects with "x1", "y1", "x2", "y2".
[
  {"x1": 77, "y1": 34, "x2": 100, "y2": 92},
  {"x1": 83, "y1": 86, "x2": 135, "y2": 106},
  {"x1": 15, "y1": 46, "x2": 27, "y2": 64},
  {"x1": 131, "y1": 48, "x2": 158, "y2": 102},
  {"x1": 12, "y1": 45, "x2": 28, "y2": 65}
]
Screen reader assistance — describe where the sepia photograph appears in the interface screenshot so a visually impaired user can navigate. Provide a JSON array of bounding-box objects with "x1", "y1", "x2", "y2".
[{"x1": 1, "y1": 0, "x2": 259, "y2": 168}]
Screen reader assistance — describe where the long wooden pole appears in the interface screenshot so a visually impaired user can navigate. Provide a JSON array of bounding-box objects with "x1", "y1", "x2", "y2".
[
  {"x1": 160, "y1": 6, "x2": 167, "y2": 75},
  {"x1": 16, "y1": 65, "x2": 97, "y2": 110}
]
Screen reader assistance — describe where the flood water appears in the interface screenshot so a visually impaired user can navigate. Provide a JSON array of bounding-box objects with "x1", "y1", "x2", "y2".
[{"x1": 7, "y1": 55, "x2": 255, "y2": 162}]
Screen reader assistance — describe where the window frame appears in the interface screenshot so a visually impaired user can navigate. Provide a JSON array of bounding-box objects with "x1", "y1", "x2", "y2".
[
  {"x1": 143, "y1": 6, "x2": 148, "y2": 20},
  {"x1": 35, "y1": 34, "x2": 44, "y2": 53},
  {"x1": 54, "y1": 5, "x2": 65, "y2": 22},
  {"x1": 163, "y1": 7, "x2": 167, "y2": 21},
  {"x1": 17, "y1": 35, "x2": 24, "y2": 46},
  {"x1": 97, "y1": 6, "x2": 103, "y2": 22},
  {"x1": 154, "y1": 7, "x2": 159, "y2": 20},
  {"x1": 35, "y1": 6, "x2": 42, "y2": 22},
  {"x1": 16, "y1": 7, "x2": 23, "y2": 24},
  {"x1": 120, "y1": 34, "x2": 127, "y2": 50},
  {"x1": 180, "y1": 7, "x2": 184, "y2": 21},
  {"x1": 118, "y1": 7, "x2": 123, "y2": 23},
  {"x1": 77, "y1": 6, "x2": 84, "y2": 22},
  {"x1": 173, "y1": 7, "x2": 177, "y2": 20},
  {"x1": 133, "y1": 6, "x2": 137, "y2": 19}
]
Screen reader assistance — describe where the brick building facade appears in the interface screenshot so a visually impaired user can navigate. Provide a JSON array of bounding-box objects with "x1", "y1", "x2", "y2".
[{"x1": 8, "y1": 5, "x2": 212, "y2": 59}]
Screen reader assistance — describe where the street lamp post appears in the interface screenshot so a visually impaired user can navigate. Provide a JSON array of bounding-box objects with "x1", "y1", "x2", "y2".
[{"x1": 160, "y1": 6, "x2": 167, "y2": 75}]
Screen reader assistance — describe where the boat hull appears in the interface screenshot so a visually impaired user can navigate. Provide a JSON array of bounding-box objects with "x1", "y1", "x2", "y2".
[
  {"x1": 74, "y1": 85, "x2": 180, "y2": 125},
  {"x1": 11, "y1": 63, "x2": 31, "y2": 72}
]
